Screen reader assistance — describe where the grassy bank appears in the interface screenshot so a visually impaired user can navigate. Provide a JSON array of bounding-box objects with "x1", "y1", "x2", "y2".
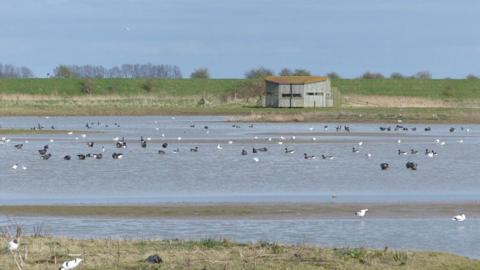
[
  {"x1": 0, "y1": 236, "x2": 478, "y2": 269},
  {"x1": 1, "y1": 78, "x2": 480, "y2": 122},
  {"x1": 1, "y1": 78, "x2": 480, "y2": 99}
]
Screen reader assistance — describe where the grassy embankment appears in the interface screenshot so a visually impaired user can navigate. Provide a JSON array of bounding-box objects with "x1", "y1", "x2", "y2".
[
  {"x1": 0, "y1": 236, "x2": 478, "y2": 269},
  {"x1": 2, "y1": 78, "x2": 480, "y2": 122}
]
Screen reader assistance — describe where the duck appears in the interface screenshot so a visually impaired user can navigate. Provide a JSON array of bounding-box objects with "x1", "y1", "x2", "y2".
[
  {"x1": 355, "y1": 209, "x2": 368, "y2": 217},
  {"x1": 77, "y1": 154, "x2": 86, "y2": 160},
  {"x1": 41, "y1": 153, "x2": 52, "y2": 160},
  {"x1": 87, "y1": 142, "x2": 94, "y2": 147},
  {"x1": 304, "y1": 153, "x2": 316, "y2": 160},
  {"x1": 64, "y1": 155, "x2": 71, "y2": 160},
  {"x1": 14, "y1": 144, "x2": 23, "y2": 149},
  {"x1": 452, "y1": 213, "x2": 466, "y2": 222},
  {"x1": 59, "y1": 258, "x2": 82, "y2": 270},
  {"x1": 352, "y1": 147, "x2": 359, "y2": 153},
  {"x1": 190, "y1": 146, "x2": 199, "y2": 152},
  {"x1": 321, "y1": 154, "x2": 334, "y2": 160},
  {"x1": 141, "y1": 140, "x2": 147, "y2": 148},
  {"x1": 112, "y1": 153, "x2": 123, "y2": 159},
  {"x1": 158, "y1": 150, "x2": 166, "y2": 155},
  {"x1": 398, "y1": 149, "x2": 407, "y2": 155},
  {"x1": 406, "y1": 161, "x2": 417, "y2": 170},
  {"x1": 241, "y1": 149, "x2": 248, "y2": 156},
  {"x1": 410, "y1": 149, "x2": 418, "y2": 154},
  {"x1": 93, "y1": 153, "x2": 102, "y2": 159},
  {"x1": 162, "y1": 142, "x2": 168, "y2": 148},
  {"x1": 380, "y1": 163, "x2": 389, "y2": 170},
  {"x1": 284, "y1": 148, "x2": 295, "y2": 154}
]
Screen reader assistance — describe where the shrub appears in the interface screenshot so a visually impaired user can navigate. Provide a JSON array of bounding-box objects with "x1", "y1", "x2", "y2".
[{"x1": 80, "y1": 79, "x2": 96, "y2": 94}]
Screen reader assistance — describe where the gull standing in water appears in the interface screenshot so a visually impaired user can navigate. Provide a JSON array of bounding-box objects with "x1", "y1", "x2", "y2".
[{"x1": 355, "y1": 209, "x2": 368, "y2": 217}]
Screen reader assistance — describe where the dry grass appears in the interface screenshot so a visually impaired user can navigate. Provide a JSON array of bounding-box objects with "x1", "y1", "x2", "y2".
[{"x1": 0, "y1": 236, "x2": 478, "y2": 269}]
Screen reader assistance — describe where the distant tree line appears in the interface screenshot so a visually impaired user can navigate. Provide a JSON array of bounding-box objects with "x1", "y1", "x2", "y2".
[
  {"x1": 0, "y1": 63, "x2": 34, "y2": 78},
  {"x1": 53, "y1": 64, "x2": 183, "y2": 79}
]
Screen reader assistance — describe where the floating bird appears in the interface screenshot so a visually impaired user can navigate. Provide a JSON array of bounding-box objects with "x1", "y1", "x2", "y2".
[
  {"x1": 162, "y1": 143, "x2": 168, "y2": 148},
  {"x1": 358, "y1": 141, "x2": 363, "y2": 146},
  {"x1": 190, "y1": 146, "x2": 199, "y2": 152},
  {"x1": 87, "y1": 142, "x2": 94, "y2": 147},
  {"x1": 12, "y1": 164, "x2": 18, "y2": 170},
  {"x1": 321, "y1": 154, "x2": 334, "y2": 160},
  {"x1": 304, "y1": 153, "x2": 316, "y2": 160},
  {"x1": 352, "y1": 147, "x2": 359, "y2": 153},
  {"x1": 452, "y1": 213, "x2": 466, "y2": 222},
  {"x1": 406, "y1": 161, "x2": 417, "y2": 170},
  {"x1": 241, "y1": 149, "x2": 248, "y2": 156},
  {"x1": 355, "y1": 209, "x2": 368, "y2": 217},
  {"x1": 41, "y1": 153, "x2": 52, "y2": 160},
  {"x1": 158, "y1": 150, "x2": 166, "y2": 155},
  {"x1": 217, "y1": 144, "x2": 223, "y2": 150},
  {"x1": 59, "y1": 258, "x2": 82, "y2": 270},
  {"x1": 112, "y1": 153, "x2": 123, "y2": 159},
  {"x1": 253, "y1": 157, "x2": 260, "y2": 162},
  {"x1": 14, "y1": 144, "x2": 23, "y2": 149},
  {"x1": 365, "y1": 153, "x2": 372, "y2": 158},
  {"x1": 284, "y1": 148, "x2": 295, "y2": 154},
  {"x1": 64, "y1": 155, "x2": 71, "y2": 160},
  {"x1": 380, "y1": 163, "x2": 389, "y2": 170}
]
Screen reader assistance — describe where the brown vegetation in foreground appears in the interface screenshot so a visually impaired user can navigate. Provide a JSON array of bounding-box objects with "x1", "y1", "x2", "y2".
[{"x1": 0, "y1": 236, "x2": 478, "y2": 269}]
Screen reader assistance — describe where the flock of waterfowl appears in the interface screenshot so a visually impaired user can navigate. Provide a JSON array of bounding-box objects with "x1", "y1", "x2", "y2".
[{"x1": 0, "y1": 118, "x2": 475, "y2": 268}]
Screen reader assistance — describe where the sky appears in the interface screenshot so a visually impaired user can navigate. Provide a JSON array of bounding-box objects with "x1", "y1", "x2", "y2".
[{"x1": 1, "y1": 0, "x2": 480, "y2": 78}]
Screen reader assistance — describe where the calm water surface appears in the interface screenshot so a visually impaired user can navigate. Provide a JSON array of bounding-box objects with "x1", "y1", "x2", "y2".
[{"x1": 0, "y1": 116, "x2": 479, "y2": 258}]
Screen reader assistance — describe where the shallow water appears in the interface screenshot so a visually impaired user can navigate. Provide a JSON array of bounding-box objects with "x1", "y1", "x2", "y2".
[
  {"x1": 0, "y1": 115, "x2": 478, "y2": 204},
  {"x1": 1, "y1": 116, "x2": 479, "y2": 258},
  {"x1": 1, "y1": 216, "x2": 478, "y2": 259}
]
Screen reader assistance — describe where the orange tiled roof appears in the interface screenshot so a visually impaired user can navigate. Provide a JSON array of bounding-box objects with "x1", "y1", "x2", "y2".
[{"x1": 265, "y1": 76, "x2": 328, "y2": 84}]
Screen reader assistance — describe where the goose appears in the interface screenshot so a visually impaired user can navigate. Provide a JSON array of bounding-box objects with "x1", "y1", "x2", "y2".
[
  {"x1": 59, "y1": 258, "x2": 82, "y2": 270},
  {"x1": 217, "y1": 144, "x2": 223, "y2": 150},
  {"x1": 190, "y1": 146, "x2": 199, "y2": 152},
  {"x1": 241, "y1": 149, "x2": 248, "y2": 156},
  {"x1": 321, "y1": 154, "x2": 334, "y2": 160},
  {"x1": 284, "y1": 148, "x2": 295, "y2": 154},
  {"x1": 41, "y1": 153, "x2": 52, "y2": 160},
  {"x1": 7, "y1": 239, "x2": 18, "y2": 252},
  {"x1": 112, "y1": 153, "x2": 123, "y2": 159},
  {"x1": 64, "y1": 155, "x2": 71, "y2": 160},
  {"x1": 380, "y1": 163, "x2": 389, "y2": 170},
  {"x1": 77, "y1": 154, "x2": 86, "y2": 160},
  {"x1": 14, "y1": 144, "x2": 23, "y2": 149},
  {"x1": 87, "y1": 142, "x2": 94, "y2": 147},
  {"x1": 304, "y1": 153, "x2": 316, "y2": 160},
  {"x1": 355, "y1": 209, "x2": 368, "y2": 217},
  {"x1": 158, "y1": 150, "x2": 166, "y2": 155},
  {"x1": 406, "y1": 161, "x2": 417, "y2": 170},
  {"x1": 452, "y1": 213, "x2": 466, "y2": 222}
]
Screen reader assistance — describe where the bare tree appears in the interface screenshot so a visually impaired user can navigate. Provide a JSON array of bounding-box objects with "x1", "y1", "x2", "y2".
[
  {"x1": 190, "y1": 68, "x2": 210, "y2": 79},
  {"x1": 279, "y1": 68, "x2": 293, "y2": 76},
  {"x1": 292, "y1": 69, "x2": 311, "y2": 76},
  {"x1": 390, "y1": 72, "x2": 405, "y2": 79},
  {"x1": 327, "y1": 72, "x2": 340, "y2": 79},
  {"x1": 362, "y1": 71, "x2": 384, "y2": 79},
  {"x1": 244, "y1": 67, "x2": 274, "y2": 79},
  {"x1": 414, "y1": 71, "x2": 432, "y2": 79},
  {"x1": 54, "y1": 65, "x2": 73, "y2": 78}
]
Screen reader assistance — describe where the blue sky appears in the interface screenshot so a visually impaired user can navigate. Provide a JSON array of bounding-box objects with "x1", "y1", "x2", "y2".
[{"x1": 1, "y1": 0, "x2": 479, "y2": 78}]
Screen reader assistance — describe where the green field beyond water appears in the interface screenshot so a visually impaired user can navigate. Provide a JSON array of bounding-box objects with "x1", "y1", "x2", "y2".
[{"x1": 0, "y1": 78, "x2": 479, "y2": 98}]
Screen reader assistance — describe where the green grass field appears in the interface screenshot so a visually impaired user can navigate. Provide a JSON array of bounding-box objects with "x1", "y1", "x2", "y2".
[
  {"x1": 0, "y1": 78, "x2": 249, "y2": 96},
  {"x1": 0, "y1": 78, "x2": 480, "y2": 99},
  {"x1": 332, "y1": 78, "x2": 480, "y2": 99}
]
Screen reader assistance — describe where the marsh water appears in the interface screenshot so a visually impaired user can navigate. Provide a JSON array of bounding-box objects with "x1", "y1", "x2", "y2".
[{"x1": 1, "y1": 115, "x2": 480, "y2": 257}]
